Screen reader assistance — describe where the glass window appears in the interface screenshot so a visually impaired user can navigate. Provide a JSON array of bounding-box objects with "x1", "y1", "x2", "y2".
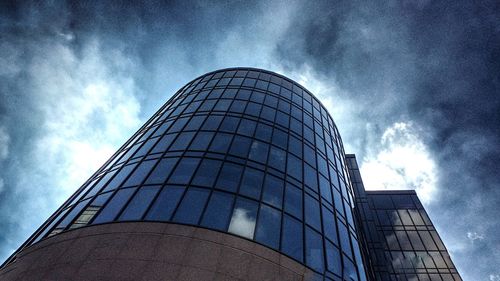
[
  {"x1": 229, "y1": 100, "x2": 246, "y2": 113},
  {"x1": 172, "y1": 188, "x2": 210, "y2": 225},
  {"x1": 151, "y1": 133, "x2": 176, "y2": 154},
  {"x1": 239, "y1": 167, "x2": 264, "y2": 200},
  {"x1": 276, "y1": 111, "x2": 290, "y2": 128},
  {"x1": 305, "y1": 194, "x2": 321, "y2": 231},
  {"x1": 209, "y1": 133, "x2": 233, "y2": 154},
  {"x1": 245, "y1": 102, "x2": 262, "y2": 117},
  {"x1": 284, "y1": 183, "x2": 302, "y2": 219},
  {"x1": 319, "y1": 175, "x2": 332, "y2": 204},
  {"x1": 281, "y1": 214, "x2": 303, "y2": 262},
  {"x1": 250, "y1": 91, "x2": 265, "y2": 103},
  {"x1": 189, "y1": 132, "x2": 214, "y2": 151},
  {"x1": 93, "y1": 188, "x2": 136, "y2": 224},
  {"x1": 288, "y1": 136, "x2": 302, "y2": 158},
  {"x1": 338, "y1": 222, "x2": 352, "y2": 258},
  {"x1": 304, "y1": 164, "x2": 318, "y2": 192},
  {"x1": 304, "y1": 145, "x2": 316, "y2": 167},
  {"x1": 419, "y1": 231, "x2": 438, "y2": 251},
  {"x1": 133, "y1": 138, "x2": 156, "y2": 157},
  {"x1": 201, "y1": 192, "x2": 235, "y2": 231},
  {"x1": 84, "y1": 171, "x2": 116, "y2": 199},
  {"x1": 248, "y1": 140, "x2": 269, "y2": 164},
  {"x1": 228, "y1": 198, "x2": 258, "y2": 239},
  {"x1": 58, "y1": 200, "x2": 89, "y2": 228},
  {"x1": 255, "y1": 205, "x2": 281, "y2": 249},
  {"x1": 229, "y1": 135, "x2": 252, "y2": 158},
  {"x1": 192, "y1": 159, "x2": 222, "y2": 187},
  {"x1": 219, "y1": 116, "x2": 240, "y2": 133},
  {"x1": 152, "y1": 121, "x2": 172, "y2": 137},
  {"x1": 169, "y1": 131, "x2": 196, "y2": 151},
  {"x1": 343, "y1": 256, "x2": 358, "y2": 281},
  {"x1": 260, "y1": 106, "x2": 276, "y2": 122},
  {"x1": 119, "y1": 186, "x2": 160, "y2": 221},
  {"x1": 287, "y1": 154, "x2": 302, "y2": 181},
  {"x1": 168, "y1": 117, "x2": 189, "y2": 133},
  {"x1": 262, "y1": 175, "x2": 284, "y2": 209},
  {"x1": 215, "y1": 162, "x2": 243, "y2": 192},
  {"x1": 305, "y1": 226, "x2": 324, "y2": 272},
  {"x1": 322, "y1": 206, "x2": 338, "y2": 244},
  {"x1": 272, "y1": 129, "x2": 288, "y2": 149},
  {"x1": 237, "y1": 119, "x2": 256, "y2": 136},
  {"x1": 214, "y1": 99, "x2": 231, "y2": 111},
  {"x1": 145, "y1": 186, "x2": 185, "y2": 221},
  {"x1": 102, "y1": 163, "x2": 138, "y2": 192},
  {"x1": 202, "y1": 115, "x2": 223, "y2": 131},
  {"x1": 123, "y1": 160, "x2": 157, "y2": 187},
  {"x1": 255, "y1": 123, "x2": 272, "y2": 142},
  {"x1": 325, "y1": 240, "x2": 342, "y2": 276},
  {"x1": 168, "y1": 158, "x2": 200, "y2": 184},
  {"x1": 145, "y1": 158, "x2": 178, "y2": 184},
  {"x1": 268, "y1": 146, "x2": 286, "y2": 172},
  {"x1": 199, "y1": 99, "x2": 216, "y2": 111},
  {"x1": 407, "y1": 231, "x2": 425, "y2": 250}
]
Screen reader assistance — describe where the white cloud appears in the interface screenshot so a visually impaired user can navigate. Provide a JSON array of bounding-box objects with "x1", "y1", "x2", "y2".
[
  {"x1": 467, "y1": 231, "x2": 485, "y2": 242},
  {"x1": 228, "y1": 208, "x2": 256, "y2": 239},
  {"x1": 360, "y1": 122, "x2": 437, "y2": 203},
  {"x1": 490, "y1": 274, "x2": 500, "y2": 281},
  {"x1": 0, "y1": 126, "x2": 10, "y2": 160},
  {"x1": 26, "y1": 39, "x2": 142, "y2": 203}
]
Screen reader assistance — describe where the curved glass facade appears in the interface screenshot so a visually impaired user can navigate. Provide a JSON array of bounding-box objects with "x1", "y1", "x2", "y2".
[{"x1": 12, "y1": 68, "x2": 368, "y2": 280}]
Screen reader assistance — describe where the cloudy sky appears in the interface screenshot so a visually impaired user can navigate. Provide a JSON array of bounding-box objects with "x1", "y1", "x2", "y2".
[{"x1": 1, "y1": 1, "x2": 499, "y2": 279}]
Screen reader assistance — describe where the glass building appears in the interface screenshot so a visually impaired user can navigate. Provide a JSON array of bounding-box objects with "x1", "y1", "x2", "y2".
[{"x1": 0, "y1": 68, "x2": 461, "y2": 281}]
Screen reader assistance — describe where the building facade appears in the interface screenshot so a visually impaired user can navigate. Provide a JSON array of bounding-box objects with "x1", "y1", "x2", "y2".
[{"x1": 0, "y1": 68, "x2": 460, "y2": 281}]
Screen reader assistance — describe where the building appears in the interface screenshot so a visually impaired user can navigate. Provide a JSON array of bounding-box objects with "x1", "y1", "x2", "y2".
[{"x1": 0, "y1": 68, "x2": 461, "y2": 281}]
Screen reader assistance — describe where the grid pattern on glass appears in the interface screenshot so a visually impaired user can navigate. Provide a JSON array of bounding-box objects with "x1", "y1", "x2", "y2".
[
  {"x1": 346, "y1": 155, "x2": 462, "y2": 281},
  {"x1": 18, "y1": 68, "x2": 365, "y2": 279}
]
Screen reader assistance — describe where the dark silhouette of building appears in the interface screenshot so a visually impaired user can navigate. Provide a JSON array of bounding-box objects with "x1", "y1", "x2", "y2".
[{"x1": 0, "y1": 68, "x2": 461, "y2": 281}]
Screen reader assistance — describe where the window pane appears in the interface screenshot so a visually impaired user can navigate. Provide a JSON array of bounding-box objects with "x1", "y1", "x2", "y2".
[
  {"x1": 119, "y1": 186, "x2": 160, "y2": 221},
  {"x1": 338, "y1": 222, "x2": 352, "y2": 258},
  {"x1": 189, "y1": 132, "x2": 214, "y2": 150},
  {"x1": 319, "y1": 175, "x2": 332, "y2": 204},
  {"x1": 325, "y1": 240, "x2": 342, "y2": 275},
  {"x1": 239, "y1": 167, "x2": 264, "y2": 200},
  {"x1": 229, "y1": 136, "x2": 252, "y2": 158},
  {"x1": 268, "y1": 146, "x2": 286, "y2": 172},
  {"x1": 305, "y1": 226, "x2": 324, "y2": 272},
  {"x1": 201, "y1": 192, "x2": 235, "y2": 231},
  {"x1": 281, "y1": 214, "x2": 303, "y2": 262},
  {"x1": 102, "y1": 163, "x2": 138, "y2": 192},
  {"x1": 93, "y1": 188, "x2": 136, "y2": 224},
  {"x1": 305, "y1": 194, "x2": 321, "y2": 231},
  {"x1": 228, "y1": 198, "x2": 258, "y2": 239},
  {"x1": 172, "y1": 188, "x2": 210, "y2": 225},
  {"x1": 145, "y1": 158, "x2": 178, "y2": 184},
  {"x1": 237, "y1": 119, "x2": 256, "y2": 136},
  {"x1": 215, "y1": 163, "x2": 243, "y2": 192},
  {"x1": 262, "y1": 175, "x2": 284, "y2": 209},
  {"x1": 304, "y1": 164, "x2": 318, "y2": 192},
  {"x1": 145, "y1": 186, "x2": 185, "y2": 221},
  {"x1": 209, "y1": 133, "x2": 233, "y2": 154},
  {"x1": 287, "y1": 154, "x2": 302, "y2": 181},
  {"x1": 192, "y1": 159, "x2": 222, "y2": 187},
  {"x1": 123, "y1": 160, "x2": 157, "y2": 187},
  {"x1": 151, "y1": 133, "x2": 176, "y2": 154},
  {"x1": 322, "y1": 206, "x2": 338, "y2": 244},
  {"x1": 168, "y1": 158, "x2": 200, "y2": 184},
  {"x1": 248, "y1": 140, "x2": 269, "y2": 164},
  {"x1": 169, "y1": 132, "x2": 196, "y2": 151},
  {"x1": 255, "y1": 124, "x2": 272, "y2": 142},
  {"x1": 284, "y1": 183, "x2": 302, "y2": 219},
  {"x1": 255, "y1": 205, "x2": 281, "y2": 250}
]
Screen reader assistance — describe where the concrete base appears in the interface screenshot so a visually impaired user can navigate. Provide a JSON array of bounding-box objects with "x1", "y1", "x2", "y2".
[{"x1": 0, "y1": 222, "x2": 320, "y2": 281}]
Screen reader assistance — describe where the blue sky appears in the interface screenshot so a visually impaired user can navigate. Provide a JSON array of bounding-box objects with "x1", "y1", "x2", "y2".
[{"x1": 1, "y1": 1, "x2": 499, "y2": 280}]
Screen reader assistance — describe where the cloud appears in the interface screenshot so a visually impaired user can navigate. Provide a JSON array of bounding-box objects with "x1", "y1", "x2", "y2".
[
  {"x1": 467, "y1": 231, "x2": 485, "y2": 242},
  {"x1": 360, "y1": 122, "x2": 437, "y2": 203},
  {"x1": 0, "y1": 126, "x2": 9, "y2": 160},
  {"x1": 490, "y1": 274, "x2": 500, "y2": 281},
  {"x1": 228, "y1": 208, "x2": 256, "y2": 239}
]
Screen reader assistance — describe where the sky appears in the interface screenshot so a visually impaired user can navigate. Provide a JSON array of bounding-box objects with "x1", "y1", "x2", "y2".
[{"x1": 0, "y1": 1, "x2": 498, "y2": 279}]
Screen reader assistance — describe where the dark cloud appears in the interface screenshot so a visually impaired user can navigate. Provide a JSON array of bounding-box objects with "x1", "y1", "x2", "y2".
[{"x1": 1, "y1": 0, "x2": 498, "y2": 279}]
